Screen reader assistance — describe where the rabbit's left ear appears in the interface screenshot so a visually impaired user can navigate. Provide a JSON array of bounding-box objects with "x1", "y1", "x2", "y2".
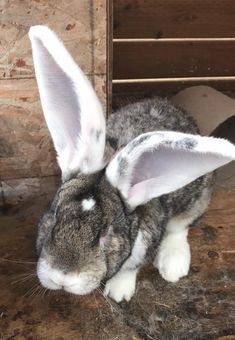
[
  {"x1": 29, "y1": 26, "x2": 106, "y2": 179},
  {"x1": 106, "y1": 131, "x2": 235, "y2": 209}
]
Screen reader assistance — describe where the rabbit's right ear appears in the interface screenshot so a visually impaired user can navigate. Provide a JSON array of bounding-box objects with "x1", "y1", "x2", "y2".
[
  {"x1": 29, "y1": 26, "x2": 106, "y2": 179},
  {"x1": 106, "y1": 131, "x2": 235, "y2": 209}
]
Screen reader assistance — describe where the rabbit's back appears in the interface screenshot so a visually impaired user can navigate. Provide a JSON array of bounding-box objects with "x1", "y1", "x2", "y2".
[{"x1": 107, "y1": 97, "x2": 199, "y2": 149}]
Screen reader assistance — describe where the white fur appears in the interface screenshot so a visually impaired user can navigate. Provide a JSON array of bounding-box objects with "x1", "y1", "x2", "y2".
[
  {"x1": 155, "y1": 187, "x2": 212, "y2": 282},
  {"x1": 106, "y1": 131, "x2": 235, "y2": 209},
  {"x1": 104, "y1": 270, "x2": 138, "y2": 303},
  {"x1": 155, "y1": 228, "x2": 191, "y2": 282},
  {"x1": 122, "y1": 231, "x2": 147, "y2": 270},
  {"x1": 155, "y1": 213, "x2": 194, "y2": 282},
  {"x1": 37, "y1": 258, "x2": 101, "y2": 295},
  {"x1": 104, "y1": 231, "x2": 146, "y2": 302},
  {"x1": 82, "y1": 198, "x2": 96, "y2": 211},
  {"x1": 29, "y1": 26, "x2": 105, "y2": 177}
]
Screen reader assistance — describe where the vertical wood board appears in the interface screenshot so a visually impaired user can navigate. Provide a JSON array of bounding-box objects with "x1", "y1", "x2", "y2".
[{"x1": 0, "y1": 0, "x2": 108, "y2": 205}]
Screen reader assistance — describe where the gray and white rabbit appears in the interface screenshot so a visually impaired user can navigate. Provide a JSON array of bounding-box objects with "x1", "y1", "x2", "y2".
[{"x1": 29, "y1": 26, "x2": 235, "y2": 303}]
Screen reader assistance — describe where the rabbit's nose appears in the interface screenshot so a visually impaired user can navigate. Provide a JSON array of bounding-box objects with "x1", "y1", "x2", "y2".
[
  {"x1": 49, "y1": 271, "x2": 67, "y2": 287},
  {"x1": 49, "y1": 273, "x2": 74, "y2": 289}
]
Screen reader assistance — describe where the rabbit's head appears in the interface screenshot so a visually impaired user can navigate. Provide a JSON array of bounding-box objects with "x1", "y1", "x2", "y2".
[
  {"x1": 29, "y1": 26, "x2": 235, "y2": 295},
  {"x1": 36, "y1": 170, "x2": 135, "y2": 294}
]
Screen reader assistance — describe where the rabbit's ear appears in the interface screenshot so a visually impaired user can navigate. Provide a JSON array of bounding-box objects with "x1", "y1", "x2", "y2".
[
  {"x1": 29, "y1": 26, "x2": 106, "y2": 179},
  {"x1": 106, "y1": 131, "x2": 235, "y2": 209}
]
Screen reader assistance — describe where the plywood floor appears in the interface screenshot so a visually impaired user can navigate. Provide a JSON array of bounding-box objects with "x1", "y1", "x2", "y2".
[{"x1": 0, "y1": 170, "x2": 234, "y2": 340}]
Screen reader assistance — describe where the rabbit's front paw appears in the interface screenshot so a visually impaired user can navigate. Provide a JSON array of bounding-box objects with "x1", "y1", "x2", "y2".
[
  {"x1": 104, "y1": 270, "x2": 137, "y2": 303},
  {"x1": 155, "y1": 234, "x2": 190, "y2": 283}
]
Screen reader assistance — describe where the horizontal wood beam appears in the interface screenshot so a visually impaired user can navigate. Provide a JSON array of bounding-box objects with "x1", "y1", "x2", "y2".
[
  {"x1": 114, "y1": 38, "x2": 235, "y2": 43},
  {"x1": 113, "y1": 76, "x2": 235, "y2": 84},
  {"x1": 113, "y1": 79, "x2": 235, "y2": 95}
]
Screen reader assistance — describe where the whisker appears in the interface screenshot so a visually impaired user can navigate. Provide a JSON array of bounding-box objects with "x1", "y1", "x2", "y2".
[
  {"x1": 30, "y1": 285, "x2": 43, "y2": 301},
  {"x1": 96, "y1": 287, "x2": 121, "y2": 316},
  {"x1": 35, "y1": 286, "x2": 44, "y2": 299},
  {"x1": 41, "y1": 287, "x2": 48, "y2": 299},
  {"x1": 10, "y1": 271, "x2": 35, "y2": 281},
  {"x1": 92, "y1": 291, "x2": 103, "y2": 318},
  {"x1": 11, "y1": 270, "x2": 36, "y2": 277},
  {"x1": 23, "y1": 282, "x2": 41, "y2": 298},
  {"x1": 11, "y1": 273, "x2": 37, "y2": 286},
  {"x1": 32, "y1": 284, "x2": 45, "y2": 300},
  {"x1": 28, "y1": 283, "x2": 42, "y2": 298},
  {"x1": 0, "y1": 258, "x2": 37, "y2": 265}
]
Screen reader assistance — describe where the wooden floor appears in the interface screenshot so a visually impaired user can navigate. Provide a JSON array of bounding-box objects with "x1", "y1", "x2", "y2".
[{"x1": 0, "y1": 170, "x2": 234, "y2": 340}]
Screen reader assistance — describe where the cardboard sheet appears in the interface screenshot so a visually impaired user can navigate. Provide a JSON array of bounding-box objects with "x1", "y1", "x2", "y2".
[{"x1": 172, "y1": 86, "x2": 235, "y2": 135}]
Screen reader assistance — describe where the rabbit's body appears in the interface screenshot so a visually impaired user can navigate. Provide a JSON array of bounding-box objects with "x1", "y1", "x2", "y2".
[
  {"x1": 107, "y1": 97, "x2": 214, "y2": 246},
  {"x1": 29, "y1": 26, "x2": 235, "y2": 303},
  {"x1": 107, "y1": 97, "x2": 199, "y2": 145},
  {"x1": 103, "y1": 98, "x2": 214, "y2": 301}
]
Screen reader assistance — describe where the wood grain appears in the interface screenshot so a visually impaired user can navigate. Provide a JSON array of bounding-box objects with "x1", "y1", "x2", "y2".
[
  {"x1": 107, "y1": 0, "x2": 113, "y2": 115},
  {"x1": 0, "y1": 0, "x2": 108, "y2": 185},
  {"x1": 0, "y1": 0, "x2": 107, "y2": 79},
  {"x1": 0, "y1": 75, "x2": 106, "y2": 181},
  {"x1": 113, "y1": 1, "x2": 235, "y2": 94},
  {"x1": 114, "y1": 0, "x2": 235, "y2": 38},
  {"x1": 0, "y1": 79, "x2": 58, "y2": 180},
  {"x1": 113, "y1": 41, "x2": 235, "y2": 79}
]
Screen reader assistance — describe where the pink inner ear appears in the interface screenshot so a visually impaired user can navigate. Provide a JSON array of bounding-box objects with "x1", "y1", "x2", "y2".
[
  {"x1": 34, "y1": 38, "x2": 82, "y2": 156},
  {"x1": 131, "y1": 150, "x2": 162, "y2": 185},
  {"x1": 128, "y1": 177, "x2": 160, "y2": 208},
  {"x1": 30, "y1": 26, "x2": 106, "y2": 176}
]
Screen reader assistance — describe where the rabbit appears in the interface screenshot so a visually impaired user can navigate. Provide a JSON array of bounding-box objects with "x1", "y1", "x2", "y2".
[{"x1": 29, "y1": 26, "x2": 235, "y2": 303}]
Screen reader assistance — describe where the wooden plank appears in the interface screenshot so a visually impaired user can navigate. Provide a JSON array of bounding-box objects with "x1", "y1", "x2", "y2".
[
  {"x1": 113, "y1": 41, "x2": 235, "y2": 79},
  {"x1": 113, "y1": 76, "x2": 235, "y2": 84},
  {"x1": 92, "y1": 0, "x2": 108, "y2": 81},
  {"x1": 0, "y1": 0, "x2": 107, "y2": 79},
  {"x1": 0, "y1": 78, "x2": 59, "y2": 180},
  {"x1": 107, "y1": 0, "x2": 113, "y2": 115},
  {"x1": 114, "y1": 38, "x2": 235, "y2": 42},
  {"x1": 114, "y1": 0, "x2": 235, "y2": 38},
  {"x1": 1, "y1": 176, "x2": 60, "y2": 210},
  {"x1": 0, "y1": 180, "x2": 4, "y2": 214},
  {"x1": 0, "y1": 75, "x2": 106, "y2": 181},
  {"x1": 0, "y1": 0, "x2": 108, "y2": 182},
  {"x1": 113, "y1": 79, "x2": 235, "y2": 95}
]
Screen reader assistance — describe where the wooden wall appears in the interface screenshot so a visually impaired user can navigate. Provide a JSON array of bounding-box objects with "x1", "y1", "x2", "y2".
[
  {"x1": 113, "y1": 0, "x2": 235, "y2": 95},
  {"x1": 0, "y1": 0, "x2": 108, "y2": 210}
]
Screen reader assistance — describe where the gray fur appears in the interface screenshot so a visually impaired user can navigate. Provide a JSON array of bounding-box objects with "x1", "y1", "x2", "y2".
[
  {"x1": 175, "y1": 137, "x2": 198, "y2": 149},
  {"x1": 162, "y1": 137, "x2": 198, "y2": 150},
  {"x1": 106, "y1": 97, "x2": 213, "y2": 261},
  {"x1": 106, "y1": 97, "x2": 199, "y2": 150},
  {"x1": 37, "y1": 97, "x2": 214, "y2": 290}
]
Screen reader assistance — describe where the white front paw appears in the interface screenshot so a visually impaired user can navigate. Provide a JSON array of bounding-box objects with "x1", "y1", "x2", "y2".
[
  {"x1": 155, "y1": 237, "x2": 191, "y2": 283},
  {"x1": 104, "y1": 270, "x2": 137, "y2": 303}
]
